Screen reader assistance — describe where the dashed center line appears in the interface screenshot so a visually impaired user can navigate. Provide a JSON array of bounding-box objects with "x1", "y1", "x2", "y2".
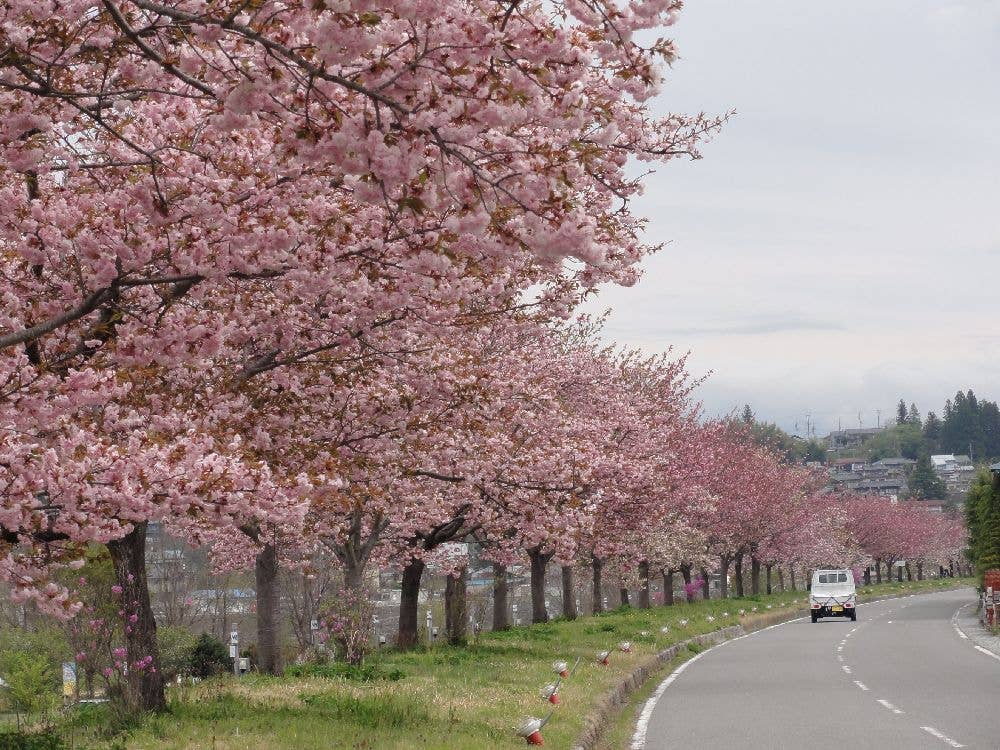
[
  {"x1": 853, "y1": 680, "x2": 869, "y2": 691},
  {"x1": 876, "y1": 698, "x2": 904, "y2": 715},
  {"x1": 921, "y1": 726, "x2": 965, "y2": 747},
  {"x1": 841, "y1": 665, "x2": 852, "y2": 674}
]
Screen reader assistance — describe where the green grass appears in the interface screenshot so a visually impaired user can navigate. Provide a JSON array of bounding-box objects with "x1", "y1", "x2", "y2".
[{"x1": 17, "y1": 577, "x2": 971, "y2": 750}]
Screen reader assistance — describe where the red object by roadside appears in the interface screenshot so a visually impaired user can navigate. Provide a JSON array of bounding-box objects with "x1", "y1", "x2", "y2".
[{"x1": 985, "y1": 570, "x2": 1000, "y2": 592}]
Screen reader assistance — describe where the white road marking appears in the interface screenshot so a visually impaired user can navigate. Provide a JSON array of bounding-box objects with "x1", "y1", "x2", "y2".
[
  {"x1": 841, "y1": 665, "x2": 852, "y2": 674},
  {"x1": 853, "y1": 680, "x2": 869, "y2": 691},
  {"x1": 837, "y1": 655, "x2": 844, "y2": 662},
  {"x1": 973, "y1": 645, "x2": 1000, "y2": 662},
  {"x1": 631, "y1": 650, "x2": 710, "y2": 749},
  {"x1": 630, "y1": 616, "x2": 807, "y2": 750},
  {"x1": 876, "y1": 699, "x2": 904, "y2": 714},
  {"x1": 887, "y1": 620, "x2": 893, "y2": 624},
  {"x1": 951, "y1": 603, "x2": 971, "y2": 639},
  {"x1": 921, "y1": 726, "x2": 965, "y2": 747}
]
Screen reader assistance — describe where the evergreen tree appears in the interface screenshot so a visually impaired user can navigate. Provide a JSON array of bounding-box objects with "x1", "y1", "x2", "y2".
[
  {"x1": 966, "y1": 470, "x2": 1000, "y2": 583},
  {"x1": 981, "y1": 488, "x2": 1000, "y2": 578},
  {"x1": 980, "y1": 400, "x2": 1000, "y2": 460},
  {"x1": 922, "y1": 411, "x2": 942, "y2": 452},
  {"x1": 907, "y1": 453, "x2": 947, "y2": 500},
  {"x1": 896, "y1": 399, "x2": 908, "y2": 425},
  {"x1": 941, "y1": 390, "x2": 979, "y2": 457},
  {"x1": 803, "y1": 440, "x2": 826, "y2": 463},
  {"x1": 741, "y1": 404, "x2": 755, "y2": 424},
  {"x1": 907, "y1": 402, "x2": 921, "y2": 426}
]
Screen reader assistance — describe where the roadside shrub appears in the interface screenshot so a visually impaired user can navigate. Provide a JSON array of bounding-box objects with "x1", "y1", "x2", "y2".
[
  {"x1": 188, "y1": 634, "x2": 230, "y2": 679},
  {"x1": 0, "y1": 653, "x2": 58, "y2": 727},
  {"x1": 0, "y1": 730, "x2": 64, "y2": 750},
  {"x1": 317, "y1": 589, "x2": 375, "y2": 666},
  {"x1": 157, "y1": 627, "x2": 197, "y2": 683}
]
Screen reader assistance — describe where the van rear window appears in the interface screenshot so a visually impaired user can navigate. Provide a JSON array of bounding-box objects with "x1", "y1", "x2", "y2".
[{"x1": 818, "y1": 573, "x2": 848, "y2": 583}]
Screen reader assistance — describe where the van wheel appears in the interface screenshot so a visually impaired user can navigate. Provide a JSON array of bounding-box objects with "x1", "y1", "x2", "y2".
[
  {"x1": 849, "y1": 611, "x2": 857, "y2": 622},
  {"x1": 811, "y1": 613, "x2": 818, "y2": 623}
]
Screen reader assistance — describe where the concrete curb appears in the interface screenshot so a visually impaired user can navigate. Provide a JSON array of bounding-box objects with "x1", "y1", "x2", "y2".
[
  {"x1": 955, "y1": 599, "x2": 1000, "y2": 662},
  {"x1": 570, "y1": 617, "x2": 783, "y2": 750},
  {"x1": 571, "y1": 585, "x2": 969, "y2": 750}
]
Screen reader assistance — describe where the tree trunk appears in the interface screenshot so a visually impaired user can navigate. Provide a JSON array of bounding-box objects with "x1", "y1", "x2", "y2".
[
  {"x1": 719, "y1": 557, "x2": 730, "y2": 599},
  {"x1": 444, "y1": 567, "x2": 468, "y2": 646},
  {"x1": 397, "y1": 558, "x2": 425, "y2": 649},
  {"x1": 528, "y1": 547, "x2": 549, "y2": 624},
  {"x1": 561, "y1": 565, "x2": 577, "y2": 620},
  {"x1": 700, "y1": 567, "x2": 711, "y2": 600},
  {"x1": 734, "y1": 555, "x2": 745, "y2": 597},
  {"x1": 105, "y1": 523, "x2": 165, "y2": 712},
  {"x1": 750, "y1": 557, "x2": 761, "y2": 595},
  {"x1": 864, "y1": 566, "x2": 871, "y2": 586},
  {"x1": 789, "y1": 565, "x2": 797, "y2": 591},
  {"x1": 254, "y1": 543, "x2": 283, "y2": 676},
  {"x1": 663, "y1": 571, "x2": 674, "y2": 606},
  {"x1": 343, "y1": 557, "x2": 364, "y2": 594},
  {"x1": 492, "y1": 563, "x2": 509, "y2": 631},
  {"x1": 766, "y1": 564, "x2": 773, "y2": 595},
  {"x1": 875, "y1": 559, "x2": 882, "y2": 584},
  {"x1": 905, "y1": 562, "x2": 912, "y2": 582},
  {"x1": 777, "y1": 568, "x2": 785, "y2": 592},
  {"x1": 592, "y1": 557, "x2": 604, "y2": 614},
  {"x1": 948, "y1": 559, "x2": 955, "y2": 577},
  {"x1": 680, "y1": 564, "x2": 693, "y2": 603},
  {"x1": 619, "y1": 585, "x2": 630, "y2": 608},
  {"x1": 916, "y1": 562, "x2": 924, "y2": 581},
  {"x1": 638, "y1": 561, "x2": 651, "y2": 609}
]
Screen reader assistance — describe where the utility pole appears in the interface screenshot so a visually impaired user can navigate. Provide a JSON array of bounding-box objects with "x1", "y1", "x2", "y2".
[{"x1": 876, "y1": 409, "x2": 881, "y2": 428}]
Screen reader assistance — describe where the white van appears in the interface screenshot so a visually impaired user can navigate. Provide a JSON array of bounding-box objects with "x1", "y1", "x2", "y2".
[{"x1": 809, "y1": 569, "x2": 857, "y2": 623}]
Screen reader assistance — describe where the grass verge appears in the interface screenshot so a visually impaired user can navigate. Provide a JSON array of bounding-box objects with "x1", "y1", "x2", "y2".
[{"x1": 5, "y1": 578, "x2": 972, "y2": 750}]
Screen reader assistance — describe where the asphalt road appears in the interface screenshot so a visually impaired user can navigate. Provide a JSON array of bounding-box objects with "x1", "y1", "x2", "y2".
[{"x1": 636, "y1": 588, "x2": 999, "y2": 750}]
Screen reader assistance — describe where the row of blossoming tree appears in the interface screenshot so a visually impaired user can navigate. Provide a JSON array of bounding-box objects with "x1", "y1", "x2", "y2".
[{"x1": 0, "y1": 1, "x2": 966, "y2": 714}]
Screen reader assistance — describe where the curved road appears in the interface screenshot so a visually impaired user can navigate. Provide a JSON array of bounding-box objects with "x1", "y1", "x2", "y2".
[{"x1": 636, "y1": 588, "x2": 999, "y2": 749}]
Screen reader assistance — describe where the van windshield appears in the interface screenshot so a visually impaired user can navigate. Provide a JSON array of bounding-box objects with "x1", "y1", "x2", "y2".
[{"x1": 816, "y1": 573, "x2": 848, "y2": 584}]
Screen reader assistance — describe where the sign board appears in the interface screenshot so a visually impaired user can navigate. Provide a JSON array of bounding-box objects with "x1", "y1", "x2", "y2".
[
  {"x1": 229, "y1": 645, "x2": 237, "y2": 658},
  {"x1": 62, "y1": 662, "x2": 77, "y2": 698},
  {"x1": 310, "y1": 618, "x2": 319, "y2": 632},
  {"x1": 229, "y1": 630, "x2": 239, "y2": 645},
  {"x1": 239, "y1": 658, "x2": 249, "y2": 672}
]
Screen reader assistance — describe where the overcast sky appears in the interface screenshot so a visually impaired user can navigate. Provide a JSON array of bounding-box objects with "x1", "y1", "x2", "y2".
[{"x1": 585, "y1": 0, "x2": 1000, "y2": 437}]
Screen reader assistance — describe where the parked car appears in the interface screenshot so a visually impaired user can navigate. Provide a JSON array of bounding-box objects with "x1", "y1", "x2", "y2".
[{"x1": 810, "y1": 569, "x2": 857, "y2": 623}]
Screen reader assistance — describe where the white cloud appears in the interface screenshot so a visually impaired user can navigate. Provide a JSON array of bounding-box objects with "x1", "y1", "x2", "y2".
[{"x1": 585, "y1": 0, "x2": 1000, "y2": 434}]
